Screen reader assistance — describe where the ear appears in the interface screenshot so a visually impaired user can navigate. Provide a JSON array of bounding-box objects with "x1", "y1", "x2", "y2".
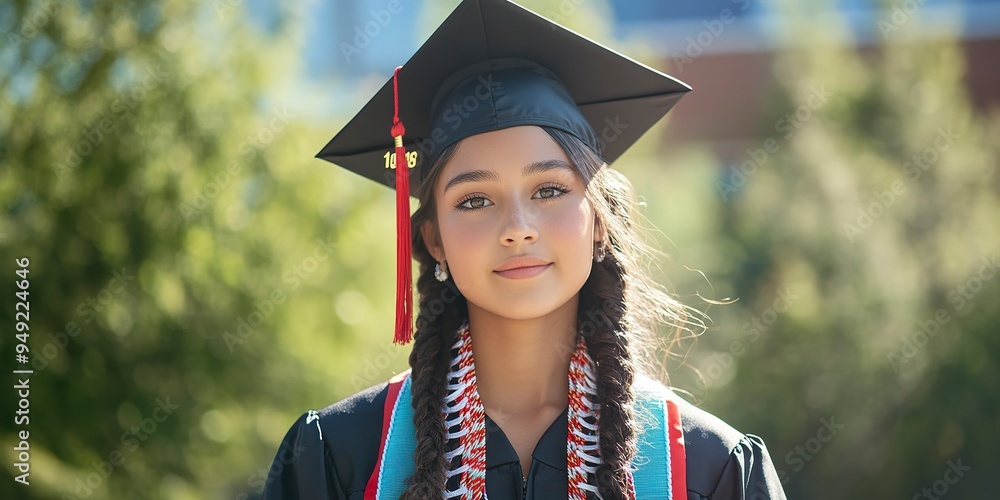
[
  {"x1": 593, "y1": 215, "x2": 605, "y2": 244},
  {"x1": 421, "y1": 220, "x2": 445, "y2": 262}
]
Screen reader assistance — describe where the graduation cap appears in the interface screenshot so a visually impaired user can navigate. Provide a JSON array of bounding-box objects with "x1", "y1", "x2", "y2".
[{"x1": 315, "y1": 0, "x2": 692, "y2": 345}]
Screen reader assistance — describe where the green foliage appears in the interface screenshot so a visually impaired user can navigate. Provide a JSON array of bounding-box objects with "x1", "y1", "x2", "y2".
[
  {"x1": 634, "y1": 8, "x2": 1000, "y2": 499},
  {"x1": 1, "y1": 1, "x2": 405, "y2": 498}
]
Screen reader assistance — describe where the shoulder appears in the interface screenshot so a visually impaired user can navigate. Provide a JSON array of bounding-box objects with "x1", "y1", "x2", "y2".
[
  {"x1": 312, "y1": 379, "x2": 391, "y2": 435},
  {"x1": 633, "y1": 375, "x2": 787, "y2": 500},
  {"x1": 633, "y1": 374, "x2": 746, "y2": 454},
  {"x1": 263, "y1": 379, "x2": 393, "y2": 500},
  {"x1": 667, "y1": 390, "x2": 749, "y2": 496},
  {"x1": 312, "y1": 379, "x2": 394, "y2": 487}
]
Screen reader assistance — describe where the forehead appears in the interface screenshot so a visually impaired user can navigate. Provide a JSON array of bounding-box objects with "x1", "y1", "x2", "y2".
[{"x1": 438, "y1": 126, "x2": 571, "y2": 181}]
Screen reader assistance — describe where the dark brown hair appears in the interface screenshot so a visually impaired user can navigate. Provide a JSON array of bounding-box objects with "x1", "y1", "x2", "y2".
[{"x1": 401, "y1": 126, "x2": 705, "y2": 498}]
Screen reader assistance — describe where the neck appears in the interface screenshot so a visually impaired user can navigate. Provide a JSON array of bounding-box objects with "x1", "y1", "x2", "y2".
[{"x1": 466, "y1": 296, "x2": 580, "y2": 419}]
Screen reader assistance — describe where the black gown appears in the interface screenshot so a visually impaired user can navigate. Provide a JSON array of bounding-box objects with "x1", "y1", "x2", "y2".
[{"x1": 262, "y1": 380, "x2": 787, "y2": 499}]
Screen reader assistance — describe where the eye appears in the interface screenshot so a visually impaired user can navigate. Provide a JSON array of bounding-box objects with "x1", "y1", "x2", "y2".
[
  {"x1": 455, "y1": 194, "x2": 493, "y2": 211},
  {"x1": 534, "y1": 183, "x2": 571, "y2": 201}
]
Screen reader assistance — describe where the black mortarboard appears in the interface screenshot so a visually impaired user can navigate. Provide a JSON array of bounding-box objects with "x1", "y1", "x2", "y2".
[{"x1": 315, "y1": 0, "x2": 692, "y2": 345}]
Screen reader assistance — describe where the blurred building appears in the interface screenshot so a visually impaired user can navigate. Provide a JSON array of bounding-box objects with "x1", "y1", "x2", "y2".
[
  {"x1": 298, "y1": 0, "x2": 1000, "y2": 156},
  {"x1": 604, "y1": 0, "x2": 1000, "y2": 158}
]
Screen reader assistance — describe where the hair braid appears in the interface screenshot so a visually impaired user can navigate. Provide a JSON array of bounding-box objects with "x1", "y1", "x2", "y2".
[{"x1": 581, "y1": 250, "x2": 638, "y2": 499}]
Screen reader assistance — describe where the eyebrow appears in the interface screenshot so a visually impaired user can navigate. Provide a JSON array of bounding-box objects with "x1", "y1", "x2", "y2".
[{"x1": 443, "y1": 159, "x2": 574, "y2": 194}]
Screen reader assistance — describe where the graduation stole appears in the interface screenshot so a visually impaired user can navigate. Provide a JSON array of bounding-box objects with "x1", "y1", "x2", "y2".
[{"x1": 363, "y1": 370, "x2": 687, "y2": 499}]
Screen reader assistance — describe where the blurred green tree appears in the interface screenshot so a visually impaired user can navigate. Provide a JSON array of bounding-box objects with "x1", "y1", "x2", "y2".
[
  {"x1": 632, "y1": 4, "x2": 1000, "y2": 498},
  {"x1": 1, "y1": 1, "x2": 409, "y2": 498}
]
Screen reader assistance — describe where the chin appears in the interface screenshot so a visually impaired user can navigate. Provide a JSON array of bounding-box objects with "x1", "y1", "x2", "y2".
[{"x1": 469, "y1": 292, "x2": 572, "y2": 321}]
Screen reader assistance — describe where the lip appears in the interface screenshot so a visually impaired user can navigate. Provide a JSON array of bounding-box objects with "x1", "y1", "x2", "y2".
[{"x1": 494, "y1": 256, "x2": 553, "y2": 280}]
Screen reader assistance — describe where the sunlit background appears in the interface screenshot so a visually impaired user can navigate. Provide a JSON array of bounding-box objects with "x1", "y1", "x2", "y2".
[{"x1": 2, "y1": 0, "x2": 998, "y2": 498}]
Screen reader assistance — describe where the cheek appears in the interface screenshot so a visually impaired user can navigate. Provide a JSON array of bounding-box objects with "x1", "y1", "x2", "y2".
[
  {"x1": 436, "y1": 224, "x2": 484, "y2": 295},
  {"x1": 437, "y1": 215, "x2": 491, "y2": 269},
  {"x1": 549, "y1": 199, "x2": 593, "y2": 241}
]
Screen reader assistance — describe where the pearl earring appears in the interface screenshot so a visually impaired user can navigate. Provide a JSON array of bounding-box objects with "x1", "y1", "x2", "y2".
[
  {"x1": 435, "y1": 261, "x2": 449, "y2": 282},
  {"x1": 594, "y1": 242, "x2": 606, "y2": 263}
]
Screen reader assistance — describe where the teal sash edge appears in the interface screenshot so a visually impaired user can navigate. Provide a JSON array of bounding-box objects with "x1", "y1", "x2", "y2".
[
  {"x1": 377, "y1": 375, "x2": 416, "y2": 499},
  {"x1": 632, "y1": 373, "x2": 673, "y2": 498}
]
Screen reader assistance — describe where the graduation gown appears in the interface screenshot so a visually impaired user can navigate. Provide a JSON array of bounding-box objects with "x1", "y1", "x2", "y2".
[{"x1": 262, "y1": 377, "x2": 787, "y2": 500}]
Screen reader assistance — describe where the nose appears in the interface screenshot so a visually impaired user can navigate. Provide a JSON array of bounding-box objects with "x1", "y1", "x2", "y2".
[{"x1": 499, "y1": 201, "x2": 538, "y2": 246}]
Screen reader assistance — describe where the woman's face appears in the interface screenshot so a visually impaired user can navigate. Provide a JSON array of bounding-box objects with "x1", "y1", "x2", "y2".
[{"x1": 423, "y1": 125, "x2": 600, "y2": 320}]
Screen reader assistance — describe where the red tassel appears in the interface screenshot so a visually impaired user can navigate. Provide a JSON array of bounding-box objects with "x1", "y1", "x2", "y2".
[{"x1": 391, "y1": 66, "x2": 413, "y2": 345}]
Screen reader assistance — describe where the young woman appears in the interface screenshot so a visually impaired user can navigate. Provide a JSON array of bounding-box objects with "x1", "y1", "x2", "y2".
[{"x1": 264, "y1": 1, "x2": 786, "y2": 498}]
